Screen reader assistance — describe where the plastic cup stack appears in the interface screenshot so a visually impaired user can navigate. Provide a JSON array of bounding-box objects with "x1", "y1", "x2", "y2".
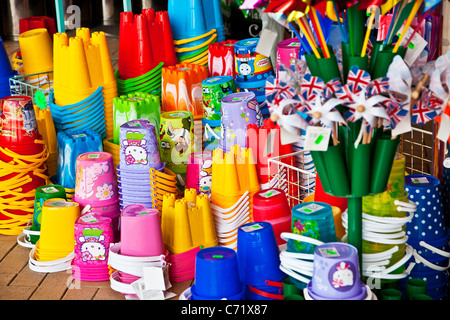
[
  {"x1": 0, "y1": 96, "x2": 49, "y2": 236},
  {"x1": 108, "y1": 205, "x2": 168, "y2": 297},
  {"x1": 53, "y1": 29, "x2": 118, "y2": 139},
  {"x1": 210, "y1": 146, "x2": 261, "y2": 250},
  {"x1": 400, "y1": 174, "x2": 450, "y2": 300},
  {"x1": 72, "y1": 212, "x2": 114, "y2": 282},
  {"x1": 28, "y1": 199, "x2": 80, "y2": 273},
  {"x1": 0, "y1": 39, "x2": 15, "y2": 99},
  {"x1": 112, "y1": 92, "x2": 161, "y2": 145},
  {"x1": 237, "y1": 222, "x2": 286, "y2": 300},
  {"x1": 234, "y1": 38, "x2": 275, "y2": 104},
  {"x1": 161, "y1": 64, "x2": 208, "y2": 117},
  {"x1": 208, "y1": 40, "x2": 237, "y2": 78},
  {"x1": 190, "y1": 247, "x2": 246, "y2": 300},
  {"x1": 303, "y1": 243, "x2": 377, "y2": 300},
  {"x1": 168, "y1": 0, "x2": 225, "y2": 66},
  {"x1": 161, "y1": 189, "x2": 217, "y2": 283},
  {"x1": 55, "y1": 129, "x2": 103, "y2": 197}
]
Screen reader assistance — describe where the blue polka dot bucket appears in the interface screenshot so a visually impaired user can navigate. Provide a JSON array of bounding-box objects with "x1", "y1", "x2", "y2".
[{"x1": 405, "y1": 174, "x2": 447, "y2": 241}]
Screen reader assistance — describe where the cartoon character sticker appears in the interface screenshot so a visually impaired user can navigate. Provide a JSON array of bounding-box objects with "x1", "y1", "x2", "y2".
[
  {"x1": 78, "y1": 228, "x2": 107, "y2": 262},
  {"x1": 75, "y1": 161, "x2": 113, "y2": 201},
  {"x1": 122, "y1": 131, "x2": 149, "y2": 166},
  {"x1": 198, "y1": 159, "x2": 212, "y2": 196},
  {"x1": 329, "y1": 261, "x2": 356, "y2": 291},
  {"x1": 166, "y1": 117, "x2": 192, "y2": 157}
]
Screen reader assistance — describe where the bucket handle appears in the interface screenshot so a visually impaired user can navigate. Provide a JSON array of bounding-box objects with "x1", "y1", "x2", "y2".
[
  {"x1": 248, "y1": 281, "x2": 284, "y2": 300},
  {"x1": 412, "y1": 245, "x2": 450, "y2": 272}
]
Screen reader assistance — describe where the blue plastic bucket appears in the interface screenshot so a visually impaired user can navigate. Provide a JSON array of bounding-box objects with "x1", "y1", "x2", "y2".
[{"x1": 191, "y1": 246, "x2": 243, "y2": 299}]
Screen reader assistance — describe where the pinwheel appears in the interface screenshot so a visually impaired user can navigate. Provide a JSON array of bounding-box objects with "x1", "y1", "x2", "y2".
[
  {"x1": 266, "y1": 75, "x2": 298, "y2": 106},
  {"x1": 265, "y1": 75, "x2": 310, "y2": 136},
  {"x1": 302, "y1": 90, "x2": 346, "y2": 128},
  {"x1": 335, "y1": 66, "x2": 390, "y2": 145},
  {"x1": 387, "y1": 55, "x2": 441, "y2": 128}
]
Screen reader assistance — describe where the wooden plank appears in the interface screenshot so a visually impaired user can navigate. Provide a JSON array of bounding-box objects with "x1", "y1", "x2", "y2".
[
  {"x1": 0, "y1": 244, "x2": 29, "y2": 274},
  {"x1": 0, "y1": 286, "x2": 36, "y2": 300},
  {"x1": 93, "y1": 287, "x2": 126, "y2": 300},
  {"x1": 29, "y1": 271, "x2": 71, "y2": 300},
  {"x1": 10, "y1": 263, "x2": 46, "y2": 287},
  {"x1": 62, "y1": 286, "x2": 98, "y2": 300},
  {"x1": 0, "y1": 235, "x2": 17, "y2": 262},
  {"x1": 0, "y1": 273, "x2": 16, "y2": 286}
]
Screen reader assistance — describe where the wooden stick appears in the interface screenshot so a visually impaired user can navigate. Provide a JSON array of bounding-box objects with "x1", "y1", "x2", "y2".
[{"x1": 301, "y1": 16, "x2": 318, "y2": 48}]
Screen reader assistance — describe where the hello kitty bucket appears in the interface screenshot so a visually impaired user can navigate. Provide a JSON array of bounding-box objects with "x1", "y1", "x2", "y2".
[
  {"x1": 307, "y1": 242, "x2": 367, "y2": 300},
  {"x1": 73, "y1": 152, "x2": 119, "y2": 207}
]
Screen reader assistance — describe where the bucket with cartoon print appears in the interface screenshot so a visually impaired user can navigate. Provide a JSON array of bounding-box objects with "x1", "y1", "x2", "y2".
[
  {"x1": 119, "y1": 119, "x2": 163, "y2": 173},
  {"x1": 73, "y1": 152, "x2": 119, "y2": 208},
  {"x1": 201, "y1": 75, "x2": 236, "y2": 127},
  {"x1": 234, "y1": 38, "x2": 274, "y2": 85},
  {"x1": 0, "y1": 96, "x2": 40, "y2": 145},
  {"x1": 72, "y1": 212, "x2": 113, "y2": 281},
  {"x1": 186, "y1": 151, "x2": 213, "y2": 197},
  {"x1": 305, "y1": 243, "x2": 368, "y2": 300},
  {"x1": 160, "y1": 111, "x2": 195, "y2": 174},
  {"x1": 219, "y1": 92, "x2": 262, "y2": 153}
]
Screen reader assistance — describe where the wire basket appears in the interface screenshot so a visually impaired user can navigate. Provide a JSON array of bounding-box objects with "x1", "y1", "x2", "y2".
[
  {"x1": 267, "y1": 150, "x2": 316, "y2": 209},
  {"x1": 9, "y1": 71, "x2": 54, "y2": 106}
]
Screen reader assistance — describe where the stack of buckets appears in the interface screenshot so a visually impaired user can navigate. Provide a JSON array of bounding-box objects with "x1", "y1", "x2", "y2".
[
  {"x1": 108, "y1": 205, "x2": 168, "y2": 297},
  {"x1": 401, "y1": 174, "x2": 450, "y2": 300},
  {"x1": 117, "y1": 9, "x2": 177, "y2": 97},
  {"x1": 286, "y1": 202, "x2": 337, "y2": 290},
  {"x1": 18, "y1": 184, "x2": 66, "y2": 248},
  {"x1": 234, "y1": 38, "x2": 275, "y2": 105},
  {"x1": 359, "y1": 154, "x2": 411, "y2": 285},
  {"x1": 55, "y1": 129, "x2": 103, "y2": 200},
  {"x1": 161, "y1": 64, "x2": 208, "y2": 117},
  {"x1": 237, "y1": 221, "x2": 286, "y2": 300},
  {"x1": 0, "y1": 97, "x2": 49, "y2": 235},
  {"x1": 117, "y1": 120, "x2": 165, "y2": 211},
  {"x1": 72, "y1": 211, "x2": 114, "y2": 282},
  {"x1": 247, "y1": 119, "x2": 296, "y2": 190},
  {"x1": 52, "y1": 29, "x2": 118, "y2": 139},
  {"x1": 201, "y1": 75, "x2": 236, "y2": 151},
  {"x1": 17, "y1": 28, "x2": 53, "y2": 92},
  {"x1": 34, "y1": 106, "x2": 58, "y2": 178},
  {"x1": 210, "y1": 145, "x2": 260, "y2": 249},
  {"x1": 72, "y1": 152, "x2": 121, "y2": 242},
  {"x1": 0, "y1": 39, "x2": 15, "y2": 98},
  {"x1": 208, "y1": 40, "x2": 237, "y2": 78},
  {"x1": 159, "y1": 110, "x2": 195, "y2": 189},
  {"x1": 28, "y1": 199, "x2": 80, "y2": 273},
  {"x1": 161, "y1": 189, "x2": 217, "y2": 283},
  {"x1": 168, "y1": 0, "x2": 225, "y2": 66}
]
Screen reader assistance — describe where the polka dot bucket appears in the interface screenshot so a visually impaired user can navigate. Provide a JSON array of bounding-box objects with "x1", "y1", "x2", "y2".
[{"x1": 405, "y1": 174, "x2": 447, "y2": 241}]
